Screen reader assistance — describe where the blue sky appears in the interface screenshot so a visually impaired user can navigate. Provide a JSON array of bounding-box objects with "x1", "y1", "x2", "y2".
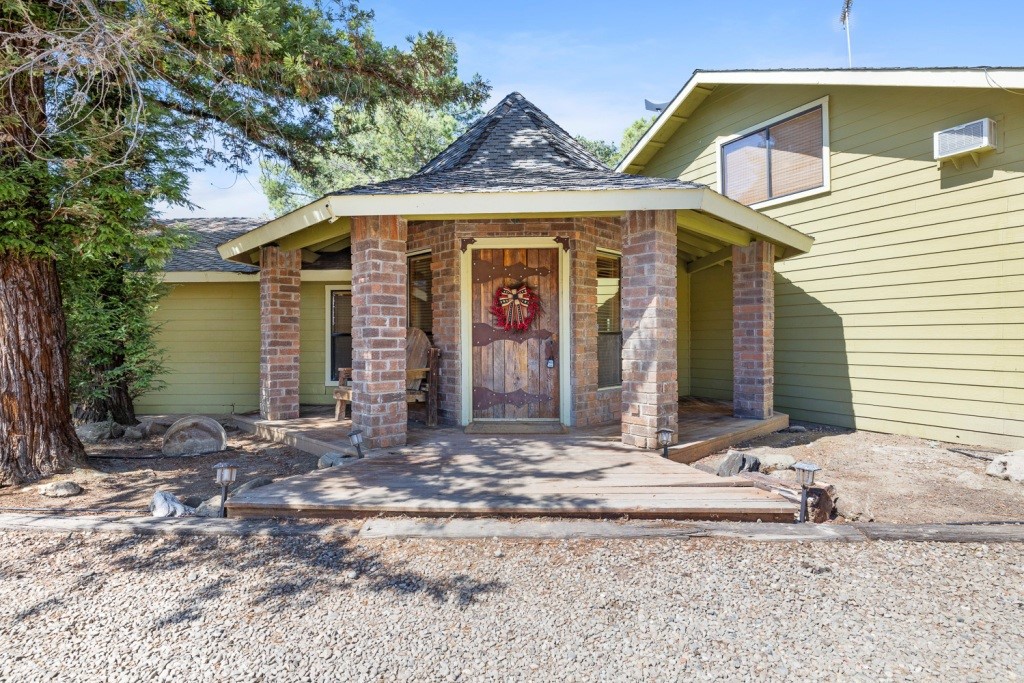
[{"x1": 166, "y1": 0, "x2": 1024, "y2": 218}]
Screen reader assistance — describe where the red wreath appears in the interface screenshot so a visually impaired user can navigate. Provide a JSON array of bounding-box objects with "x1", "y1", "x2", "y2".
[{"x1": 490, "y1": 284, "x2": 540, "y2": 331}]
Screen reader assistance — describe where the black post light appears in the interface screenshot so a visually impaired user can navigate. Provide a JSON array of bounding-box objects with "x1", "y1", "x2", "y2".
[{"x1": 792, "y1": 461, "x2": 822, "y2": 523}]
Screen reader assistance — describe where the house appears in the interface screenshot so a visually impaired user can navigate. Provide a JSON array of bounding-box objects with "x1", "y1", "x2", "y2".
[
  {"x1": 139, "y1": 218, "x2": 352, "y2": 415},
  {"x1": 618, "y1": 67, "x2": 1024, "y2": 450},
  {"x1": 145, "y1": 92, "x2": 813, "y2": 450}
]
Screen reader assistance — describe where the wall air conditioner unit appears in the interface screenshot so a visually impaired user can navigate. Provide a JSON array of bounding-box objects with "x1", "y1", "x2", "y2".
[{"x1": 933, "y1": 118, "x2": 996, "y2": 167}]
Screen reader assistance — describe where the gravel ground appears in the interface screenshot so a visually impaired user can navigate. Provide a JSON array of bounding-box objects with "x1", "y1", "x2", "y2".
[
  {"x1": 698, "y1": 424, "x2": 1022, "y2": 524},
  {"x1": 0, "y1": 432, "x2": 318, "y2": 514},
  {"x1": 1, "y1": 530, "x2": 1021, "y2": 682}
]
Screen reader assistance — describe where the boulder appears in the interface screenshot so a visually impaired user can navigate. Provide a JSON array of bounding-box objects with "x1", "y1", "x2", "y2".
[
  {"x1": 76, "y1": 421, "x2": 115, "y2": 444},
  {"x1": 149, "y1": 490, "x2": 195, "y2": 517},
  {"x1": 141, "y1": 420, "x2": 168, "y2": 437},
  {"x1": 195, "y1": 494, "x2": 225, "y2": 518},
  {"x1": 161, "y1": 416, "x2": 228, "y2": 457},
  {"x1": 231, "y1": 476, "x2": 273, "y2": 497},
  {"x1": 716, "y1": 450, "x2": 761, "y2": 477},
  {"x1": 123, "y1": 426, "x2": 146, "y2": 441},
  {"x1": 38, "y1": 481, "x2": 82, "y2": 498},
  {"x1": 317, "y1": 452, "x2": 348, "y2": 469},
  {"x1": 758, "y1": 453, "x2": 796, "y2": 474},
  {"x1": 986, "y1": 450, "x2": 1024, "y2": 484}
]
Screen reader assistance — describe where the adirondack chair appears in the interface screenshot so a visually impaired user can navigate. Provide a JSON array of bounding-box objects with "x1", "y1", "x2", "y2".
[{"x1": 334, "y1": 327, "x2": 440, "y2": 427}]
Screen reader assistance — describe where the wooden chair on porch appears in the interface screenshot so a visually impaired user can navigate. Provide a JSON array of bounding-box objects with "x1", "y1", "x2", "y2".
[{"x1": 334, "y1": 327, "x2": 440, "y2": 427}]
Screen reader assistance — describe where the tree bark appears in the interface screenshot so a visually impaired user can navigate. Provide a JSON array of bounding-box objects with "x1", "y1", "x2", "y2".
[
  {"x1": 0, "y1": 253, "x2": 88, "y2": 485},
  {"x1": 74, "y1": 368, "x2": 137, "y2": 426}
]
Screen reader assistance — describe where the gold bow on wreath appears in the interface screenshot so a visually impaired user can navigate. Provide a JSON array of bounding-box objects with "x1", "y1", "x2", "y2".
[{"x1": 490, "y1": 284, "x2": 540, "y2": 332}]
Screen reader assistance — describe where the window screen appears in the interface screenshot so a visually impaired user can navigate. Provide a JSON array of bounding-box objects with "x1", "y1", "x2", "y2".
[
  {"x1": 329, "y1": 290, "x2": 352, "y2": 383},
  {"x1": 596, "y1": 253, "x2": 622, "y2": 389},
  {"x1": 408, "y1": 254, "x2": 433, "y2": 338},
  {"x1": 722, "y1": 106, "x2": 823, "y2": 205}
]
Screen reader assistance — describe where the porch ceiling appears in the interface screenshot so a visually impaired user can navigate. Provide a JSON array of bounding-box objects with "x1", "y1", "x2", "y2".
[{"x1": 217, "y1": 187, "x2": 813, "y2": 266}]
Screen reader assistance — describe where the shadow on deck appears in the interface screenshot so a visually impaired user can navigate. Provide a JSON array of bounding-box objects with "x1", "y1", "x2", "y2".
[{"x1": 227, "y1": 398, "x2": 795, "y2": 523}]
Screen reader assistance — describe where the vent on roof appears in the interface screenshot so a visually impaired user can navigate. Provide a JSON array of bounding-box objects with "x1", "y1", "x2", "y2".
[{"x1": 933, "y1": 118, "x2": 996, "y2": 163}]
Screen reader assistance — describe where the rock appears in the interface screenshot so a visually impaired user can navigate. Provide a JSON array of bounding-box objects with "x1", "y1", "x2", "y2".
[
  {"x1": 75, "y1": 421, "x2": 115, "y2": 444},
  {"x1": 716, "y1": 450, "x2": 760, "y2": 477},
  {"x1": 781, "y1": 425, "x2": 808, "y2": 434},
  {"x1": 986, "y1": 450, "x2": 1024, "y2": 484},
  {"x1": 317, "y1": 452, "x2": 347, "y2": 469},
  {"x1": 232, "y1": 476, "x2": 273, "y2": 497},
  {"x1": 123, "y1": 426, "x2": 145, "y2": 441},
  {"x1": 195, "y1": 494, "x2": 225, "y2": 518},
  {"x1": 110, "y1": 423, "x2": 126, "y2": 439},
  {"x1": 141, "y1": 420, "x2": 168, "y2": 437},
  {"x1": 161, "y1": 416, "x2": 228, "y2": 457},
  {"x1": 149, "y1": 490, "x2": 195, "y2": 517},
  {"x1": 38, "y1": 481, "x2": 82, "y2": 498},
  {"x1": 758, "y1": 453, "x2": 796, "y2": 474}
]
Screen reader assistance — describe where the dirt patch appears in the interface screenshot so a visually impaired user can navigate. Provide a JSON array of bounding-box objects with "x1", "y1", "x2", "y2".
[
  {"x1": 0, "y1": 426, "x2": 319, "y2": 514},
  {"x1": 696, "y1": 423, "x2": 1023, "y2": 524}
]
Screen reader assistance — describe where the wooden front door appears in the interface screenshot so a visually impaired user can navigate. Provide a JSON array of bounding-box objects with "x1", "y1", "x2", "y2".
[{"x1": 471, "y1": 248, "x2": 560, "y2": 421}]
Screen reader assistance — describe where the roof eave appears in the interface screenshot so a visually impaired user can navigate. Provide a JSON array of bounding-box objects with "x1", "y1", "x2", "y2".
[
  {"x1": 217, "y1": 187, "x2": 813, "y2": 265},
  {"x1": 616, "y1": 67, "x2": 1024, "y2": 175}
]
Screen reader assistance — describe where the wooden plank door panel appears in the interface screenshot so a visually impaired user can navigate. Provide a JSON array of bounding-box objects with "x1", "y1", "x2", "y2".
[{"x1": 471, "y1": 248, "x2": 559, "y2": 420}]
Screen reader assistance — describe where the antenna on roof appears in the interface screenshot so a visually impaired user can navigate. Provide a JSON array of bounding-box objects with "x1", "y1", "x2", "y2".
[
  {"x1": 840, "y1": 0, "x2": 853, "y2": 67},
  {"x1": 644, "y1": 99, "x2": 671, "y2": 113}
]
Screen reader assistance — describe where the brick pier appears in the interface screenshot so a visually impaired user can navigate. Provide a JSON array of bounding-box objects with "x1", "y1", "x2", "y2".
[
  {"x1": 259, "y1": 246, "x2": 301, "y2": 420},
  {"x1": 351, "y1": 215, "x2": 409, "y2": 448},
  {"x1": 732, "y1": 241, "x2": 775, "y2": 419},
  {"x1": 620, "y1": 210, "x2": 678, "y2": 448}
]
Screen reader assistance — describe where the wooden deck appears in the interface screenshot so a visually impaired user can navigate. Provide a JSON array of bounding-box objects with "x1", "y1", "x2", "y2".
[{"x1": 228, "y1": 402, "x2": 797, "y2": 522}]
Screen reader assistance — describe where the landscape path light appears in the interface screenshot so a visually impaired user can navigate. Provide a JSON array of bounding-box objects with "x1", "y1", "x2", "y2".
[
  {"x1": 348, "y1": 428, "x2": 365, "y2": 459},
  {"x1": 656, "y1": 428, "x2": 675, "y2": 459},
  {"x1": 792, "y1": 461, "x2": 822, "y2": 524},
  {"x1": 213, "y1": 462, "x2": 239, "y2": 519}
]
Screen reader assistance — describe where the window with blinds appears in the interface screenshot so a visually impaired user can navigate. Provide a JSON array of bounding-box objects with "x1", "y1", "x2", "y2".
[
  {"x1": 596, "y1": 253, "x2": 622, "y2": 389},
  {"x1": 329, "y1": 290, "x2": 352, "y2": 383},
  {"x1": 408, "y1": 254, "x2": 433, "y2": 339},
  {"x1": 721, "y1": 105, "x2": 824, "y2": 206}
]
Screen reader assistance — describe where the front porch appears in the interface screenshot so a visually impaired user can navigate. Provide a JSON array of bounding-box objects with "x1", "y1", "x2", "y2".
[
  {"x1": 227, "y1": 398, "x2": 794, "y2": 521},
  {"x1": 219, "y1": 93, "x2": 812, "y2": 454}
]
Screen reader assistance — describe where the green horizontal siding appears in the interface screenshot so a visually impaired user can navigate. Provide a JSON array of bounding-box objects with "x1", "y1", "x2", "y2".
[{"x1": 653, "y1": 82, "x2": 1024, "y2": 449}]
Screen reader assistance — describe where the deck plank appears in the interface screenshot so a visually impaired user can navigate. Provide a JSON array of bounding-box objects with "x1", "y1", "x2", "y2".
[{"x1": 227, "y1": 398, "x2": 797, "y2": 522}]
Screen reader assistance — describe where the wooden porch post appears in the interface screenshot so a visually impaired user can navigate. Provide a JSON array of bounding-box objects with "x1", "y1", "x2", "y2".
[
  {"x1": 732, "y1": 240, "x2": 775, "y2": 419},
  {"x1": 620, "y1": 210, "x2": 679, "y2": 448},
  {"x1": 350, "y1": 215, "x2": 408, "y2": 449},
  {"x1": 259, "y1": 246, "x2": 301, "y2": 420}
]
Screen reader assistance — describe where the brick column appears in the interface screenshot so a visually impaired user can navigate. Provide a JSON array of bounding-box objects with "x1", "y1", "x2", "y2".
[
  {"x1": 259, "y1": 246, "x2": 301, "y2": 420},
  {"x1": 732, "y1": 240, "x2": 775, "y2": 419},
  {"x1": 351, "y1": 215, "x2": 408, "y2": 449},
  {"x1": 620, "y1": 210, "x2": 678, "y2": 448}
]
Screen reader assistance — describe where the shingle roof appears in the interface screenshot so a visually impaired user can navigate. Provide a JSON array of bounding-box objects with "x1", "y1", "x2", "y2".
[
  {"x1": 330, "y1": 92, "x2": 702, "y2": 196},
  {"x1": 162, "y1": 217, "x2": 262, "y2": 273}
]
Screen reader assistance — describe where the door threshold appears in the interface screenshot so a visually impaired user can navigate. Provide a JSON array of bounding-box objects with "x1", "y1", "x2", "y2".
[{"x1": 464, "y1": 421, "x2": 567, "y2": 435}]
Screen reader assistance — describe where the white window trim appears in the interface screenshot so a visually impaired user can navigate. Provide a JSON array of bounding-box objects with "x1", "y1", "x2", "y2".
[
  {"x1": 324, "y1": 284, "x2": 351, "y2": 387},
  {"x1": 715, "y1": 96, "x2": 830, "y2": 211}
]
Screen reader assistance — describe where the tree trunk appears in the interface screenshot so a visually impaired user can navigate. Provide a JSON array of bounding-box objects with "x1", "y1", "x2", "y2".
[
  {"x1": 0, "y1": 253, "x2": 88, "y2": 485},
  {"x1": 75, "y1": 368, "x2": 137, "y2": 426}
]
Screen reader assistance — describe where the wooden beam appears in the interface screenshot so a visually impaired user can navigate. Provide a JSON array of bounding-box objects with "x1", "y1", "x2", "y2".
[
  {"x1": 301, "y1": 249, "x2": 320, "y2": 264},
  {"x1": 677, "y1": 210, "x2": 752, "y2": 246},
  {"x1": 308, "y1": 234, "x2": 351, "y2": 253},
  {"x1": 275, "y1": 217, "x2": 351, "y2": 252},
  {"x1": 686, "y1": 246, "x2": 733, "y2": 274},
  {"x1": 676, "y1": 230, "x2": 721, "y2": 254}
]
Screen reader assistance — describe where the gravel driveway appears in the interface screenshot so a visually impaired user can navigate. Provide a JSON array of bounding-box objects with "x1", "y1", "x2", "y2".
[{"x1": 1, "y1": 529, "x2": 1021, "y2": 682}]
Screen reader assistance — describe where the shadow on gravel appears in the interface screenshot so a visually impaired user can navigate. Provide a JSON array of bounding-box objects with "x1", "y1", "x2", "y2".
[{"x1": 12, "y1": 532, "x2": 505, "y2": 627}]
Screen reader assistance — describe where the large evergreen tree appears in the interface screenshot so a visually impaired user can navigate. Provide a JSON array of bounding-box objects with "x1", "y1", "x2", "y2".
[
  {"x1": 261, "y1": 101, "x2": 480, "y2": 215},
  {"x1": 0, "y1": 0, "x2": 487, "y2": 484}
]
